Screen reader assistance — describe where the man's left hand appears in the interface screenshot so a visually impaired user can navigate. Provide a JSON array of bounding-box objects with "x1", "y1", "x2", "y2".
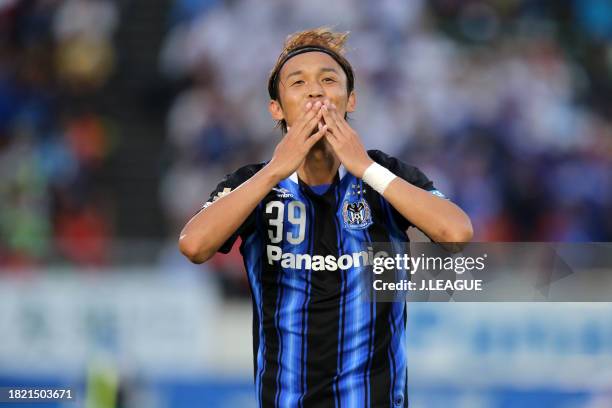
[{"x1": 321, "y1": 100, "x2": 373, "y2": 178}]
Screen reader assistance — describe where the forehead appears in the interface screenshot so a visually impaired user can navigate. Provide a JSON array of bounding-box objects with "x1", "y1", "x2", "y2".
[{"x1": 280, "y1": 51, "x2": 346, "y2": 79}]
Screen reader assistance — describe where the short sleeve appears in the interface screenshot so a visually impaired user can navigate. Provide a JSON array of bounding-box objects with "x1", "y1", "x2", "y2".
[
  {"x1": 368, "y1": 150, "x2": 448, "y2": 231},
  {"x1": 200, "y1": 164, "x2": 261, "y2": 254}
]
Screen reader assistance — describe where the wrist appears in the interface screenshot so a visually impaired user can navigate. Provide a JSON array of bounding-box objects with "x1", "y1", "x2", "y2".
[
  {"x1": 355, "y1": 158, "x2": 375, "y2": 178},
  {"x1": 362, "y1": 162, "x2": 397, "y2": 195},
  {"x1": 261, "y1": 161, "x2": 286, "y2": 186}
]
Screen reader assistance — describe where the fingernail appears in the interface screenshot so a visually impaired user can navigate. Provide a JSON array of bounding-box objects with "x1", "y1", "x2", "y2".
[
  {"x1": 324, "y1": 99, "x2": 329, "y2": 105},
  {"x1": 306, "y1": 102, "x2": 312, "y2": 110},
  {"x1": 314, "y1": 101, "x2": 321, "y2": 108}
]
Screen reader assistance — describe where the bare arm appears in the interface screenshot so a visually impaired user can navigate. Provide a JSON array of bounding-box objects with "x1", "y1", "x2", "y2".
[
  {"x1": 179, "y1": 101, "x2": 327, "y2": 263},
  {"x1": 380, "y1": 178, "x2": 473, "y2": 244},
  {"x1": 179, "y1": 165, "x2": 281, "y2": 263},
  {"x1": 322, "y1": 101, "x2": 473, "y2": 246}
]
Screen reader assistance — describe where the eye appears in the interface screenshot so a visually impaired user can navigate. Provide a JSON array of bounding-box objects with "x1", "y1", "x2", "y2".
[
  {"x1": 291, "y1": 80, "x2": 304, "y2": 86},
  {"x1": 323, "y1": 77, "x2": 336, "y2": 83}
]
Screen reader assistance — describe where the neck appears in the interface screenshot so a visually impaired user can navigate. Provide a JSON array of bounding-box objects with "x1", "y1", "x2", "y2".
[{"x1": 297, "y1": 141, "x2": 340, "y2": 186}]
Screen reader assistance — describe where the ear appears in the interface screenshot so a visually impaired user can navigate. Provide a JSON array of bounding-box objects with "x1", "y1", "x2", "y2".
[
  {"x1": 268, "y1": 99, "x2": 284, "y2": 121},
  {"x1": 346, "y1": 90, "x2": 356, "y2": 113}
]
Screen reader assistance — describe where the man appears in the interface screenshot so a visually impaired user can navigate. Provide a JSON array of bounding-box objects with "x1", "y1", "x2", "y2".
[{"x1": 179, "y1": 27, "x2": 472, "y2": 408}]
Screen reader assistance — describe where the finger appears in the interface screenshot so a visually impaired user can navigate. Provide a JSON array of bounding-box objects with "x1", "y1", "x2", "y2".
[
  {"x1": 299, "y1": 107, "x2": 325, "y2": 139},
  {"x1": 294, "y1": 101, "x2": 322, "y2": 133},
  {"x1": 286, "y1": 102, "x2": 312, "y2": 135},
  {"x1": 321, "y1": 104, "x2": 342, "y2": 137},
  {"x1": 324, "y1": 131, "x2": 342, "y2": 157},
  {"x1": 324, "y1": 128, "x2": 340, "y2": 149},
  {"x1": 304, "y1": 123, "x2": 327, "y2": 148},
  {"x1": 329, "y1": 103, "x2": 352, "y2": 134}
]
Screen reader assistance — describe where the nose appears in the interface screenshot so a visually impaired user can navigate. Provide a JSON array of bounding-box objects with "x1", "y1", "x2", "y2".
[{"x1": 306, "y1": 82, "x2": 324, "y2": 100}]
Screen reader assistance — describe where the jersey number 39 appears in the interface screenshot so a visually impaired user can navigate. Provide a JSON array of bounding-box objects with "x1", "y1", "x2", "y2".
[{"x1": 266, "y1": 201, "x2": 306, "y2": 245}]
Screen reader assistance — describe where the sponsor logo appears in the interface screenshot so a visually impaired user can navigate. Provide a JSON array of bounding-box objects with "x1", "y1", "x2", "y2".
[
  {"x1": 267, "y1": 245, "x2": 379, "y2": 271},
  {"x1": 342, "y1": 198, "x2": 373, "y2": 230},
  {"x1": 272, "y1": 187, "x2": 294, "y2": 199}
]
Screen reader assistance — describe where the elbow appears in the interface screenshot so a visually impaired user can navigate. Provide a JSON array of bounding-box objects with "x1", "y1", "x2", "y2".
[
  {"x1": 178, "y1": 235, "x2": 214, "y2": 264},
  {"x1": 443, "y1": 219, "x2": 474, "y2": 246},
  {"x1": 437, "y1": 219, "x2": 473, "y2": 252},
  {"x1": 451, "y1": 220, "x2": 474, "y2": 243}
]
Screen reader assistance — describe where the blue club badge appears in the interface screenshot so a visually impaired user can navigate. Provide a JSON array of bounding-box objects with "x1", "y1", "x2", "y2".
[{"x1": 342, "y1": 198, "x2": 373, "y2": 230}]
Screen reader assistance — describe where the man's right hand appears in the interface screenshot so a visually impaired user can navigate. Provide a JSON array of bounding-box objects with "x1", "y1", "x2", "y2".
[
  {"x1": 266, "y1": 100, "x2": 327, "y2": 180},
  {"x1": 179, "y1": 101, "x2": 326, "y2": 264}
]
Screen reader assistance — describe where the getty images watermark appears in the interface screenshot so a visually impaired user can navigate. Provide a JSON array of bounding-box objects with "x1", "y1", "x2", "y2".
[
  {"x1": 371, "y1": 252, "x2": 487, "y2": 292},
  {"x1": 363, "y1": 242, "x2": 612, "y2": 302}
]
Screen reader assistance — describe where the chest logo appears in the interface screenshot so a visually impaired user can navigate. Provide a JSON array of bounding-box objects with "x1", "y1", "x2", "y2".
[
  {"x1": 272, "y1": 187, "x2": 294, "y2": 199},
  {"x1": 342, "y1": 198, "x2": 373, "y2": 230}
]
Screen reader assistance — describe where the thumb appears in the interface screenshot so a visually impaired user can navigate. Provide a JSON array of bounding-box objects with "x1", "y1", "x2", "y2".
[{"x1": 304, "y1": 124, "x2": 327, "y2": 149}]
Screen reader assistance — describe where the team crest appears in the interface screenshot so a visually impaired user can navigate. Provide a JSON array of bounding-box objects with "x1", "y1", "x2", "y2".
[{"x1": 342, "y1": 198, "x2": 373, "y2": 230}]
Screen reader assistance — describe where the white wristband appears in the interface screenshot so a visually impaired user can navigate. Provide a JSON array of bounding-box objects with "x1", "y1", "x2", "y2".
[{"x1": 362, "y1": 162, "x2": 397, "y2": 194}]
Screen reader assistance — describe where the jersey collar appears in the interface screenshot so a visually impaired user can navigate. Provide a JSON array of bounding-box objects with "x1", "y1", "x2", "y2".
[{"x1": 288, "y1": 165, "x2": 347, "y2": 185}]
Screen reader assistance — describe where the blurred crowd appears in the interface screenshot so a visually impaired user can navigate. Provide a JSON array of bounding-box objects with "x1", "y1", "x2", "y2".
[
  {"x1": 160, "y1": 0, "x2": 612, "y2": 249},
  {"x1": 0, "y1": 0, "x2": 119, "y2": 267}
]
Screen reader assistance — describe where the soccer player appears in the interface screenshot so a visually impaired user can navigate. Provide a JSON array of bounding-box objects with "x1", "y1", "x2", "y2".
[{"x1": 179, "y1": 27, "x2": 472, "y2": 408}]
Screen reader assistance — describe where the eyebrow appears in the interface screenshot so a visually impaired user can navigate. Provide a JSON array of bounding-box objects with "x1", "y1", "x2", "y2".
[{"x1": 285, "y1": 67, "x2": 340, "y2": 80}]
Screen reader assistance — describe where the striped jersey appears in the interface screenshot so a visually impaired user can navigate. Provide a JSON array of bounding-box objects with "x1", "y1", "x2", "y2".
[{"x1": 205, "y1": 150, "x2": 445, "y2": 408}]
